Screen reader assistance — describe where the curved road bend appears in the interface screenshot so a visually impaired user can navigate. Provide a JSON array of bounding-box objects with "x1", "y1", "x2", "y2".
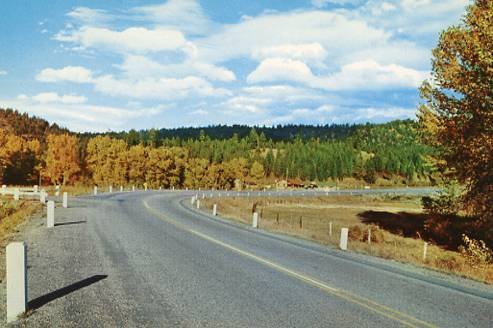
[{"x1": 12, "y1": 190, "x2": 493, "y2": 327}]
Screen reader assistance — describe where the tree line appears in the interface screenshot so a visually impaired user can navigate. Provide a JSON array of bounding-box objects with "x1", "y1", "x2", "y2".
[{"x1": 0, "y1": 108, "x2": 433, "y2": 189}]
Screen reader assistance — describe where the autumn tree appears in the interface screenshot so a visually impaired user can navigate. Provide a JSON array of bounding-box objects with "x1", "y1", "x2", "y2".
[
  {"x1": 127, "y1": 144, "x2": 147, "y2": 186},
  {"x1": 418, "y1": 0, "x2": 493, "y2": 223},
  {"x1": 44, "y1": 133, "x2": 81, "y2": 185},
  {"x1": 249, "y1": 161, "x2": 265, "y2": 184},
  {"x1": 184, "y1": 158, "x2": 209, "y2": 189},
  {"x1": 86, "y1": 136, "x2": 128, "y2": 186},
  {"x1": 145, "y1": 147, "x2": 175, "y2": 188}
]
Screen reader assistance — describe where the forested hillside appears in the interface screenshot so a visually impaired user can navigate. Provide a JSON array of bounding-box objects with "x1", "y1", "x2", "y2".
[{"x1": 1, "y1": 108, "x2": 434, "y2": 188}]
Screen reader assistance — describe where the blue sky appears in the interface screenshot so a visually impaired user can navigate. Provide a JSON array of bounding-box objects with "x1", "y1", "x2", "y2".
[{"x1": 0, "y1": 0, "x2": 469, "y2": 132}]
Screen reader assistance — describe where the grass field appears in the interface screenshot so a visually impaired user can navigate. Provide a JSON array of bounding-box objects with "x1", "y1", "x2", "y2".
[{"x1": 200, "y1": 194, "x2": 493, "y2": 284}]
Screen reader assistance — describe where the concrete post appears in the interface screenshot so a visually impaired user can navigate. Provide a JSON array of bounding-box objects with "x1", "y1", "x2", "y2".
[
  {"x1": 33, "y1": 185, "x2": 38, "y2": 193},
  {"x1": 1, "y1": 184, "x2": 6, "y2": 195},
  {"x1": 55, "y1": 190, "x2": 60, "y2": 197},
  {"x1": 120, "y1": 186, "x2": 123, "y2": 192},
  {"x1": 367, "y1": 228, "x2": 371, "y2": 245},
  {"x1": 329, "y1": 221, "x2": 332, "y2": 237},
  {"x1": 109, "y1": 185, "x2": 113, "y2": 193},
  {"x1": 196, "y1": 199, "x2": 200, "y2": 209},
  {"x1": 202, "y1": 193, "x2": 205, "y2": 199},
  {"x1": 6, "y1": 242, "x2": 27, "y2": 323},
  {"x1": 40, "y1": 191, "x2": 46, "y2": 204},
  {"x1": 340, "y1": 228, "x2": 348, "y2": 250},
  {"x1": 94, "y1": 186, "x2": 98, "y2": 195},
  {"x1": 191, "y1": 196, "x2": 196, "y2": 205},
  {"x1": 62, "y1": 192, "x2": 68, "y2": 208},
  {"x1": 252, "y1": 212, "x2": 258, "y2": 228},
  {"x1": 47, "y1": 201, "x2": 55, "y2": 228},
  {"x1": 132, "y1": 185, "x2": 135, "y2": 191},
  {"x1": 14, "y1": 188, "x2": 20, "y2": 201},
  {"x1": 213, "y1": 204, "x2": 217, "y2": 216}
]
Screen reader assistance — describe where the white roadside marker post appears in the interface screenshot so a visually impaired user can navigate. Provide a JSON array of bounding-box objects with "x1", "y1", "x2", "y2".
[
  {"x1": 109, "y1": 185, "x2": 113, "y2": 193},
  {"x1": 62, "y1": 192, "x2": 68, "y2": 208},
  {"x1": 94, "y1": 186, "x2": 98, "y2": 195},
  {"x1": 339, "y1": 228, "x2": 349, "y2": 250},
  {"x1": 1, "y1": 184, "x2": 6, "y2": 195},
  {"x1": 33, "y1": 185, "x2": 38, "y2": 193},
  {"x1": 252, "y1": 212, "x2": 258, "y2": 228},
  {"x1": 47, "y1": 201, "x2": 55, "y2": 228},
  {"x1": 423, "y1": 242, "x2": 428, "y2": 261},
  {"x1": 196, "y1": 199, "x2": 200, "y2": 209},
  {"x1": 6, "y1": 242, "x2": 27, "y2": 323},
  {"x1": 14, "y1": 188, "x2": 20, "y2": 201},
  {"x1": 367, "y1": 228, "x2": 372, "y2": 245},
  {"x1": 120, "y1": 185, "x2": 123, "y2": 192},
  {"x1": 212, "y1": 204, "x2": 217, "y2": 216},
  {"x1": 191, "y1": 196, "x2": 196, "y2": 205},
  {"x1": 202, "y1": 193, "x2": 205, "y2": 199},
  {"x1": 40, "y1": 190, "x2": 46, "y2": 204},
  {"x1": 329, "y1": 221, "x2": 333, "y2": 237},
  {"x1": 132, "y1": 185, "x2": 135, "y2": 192}
]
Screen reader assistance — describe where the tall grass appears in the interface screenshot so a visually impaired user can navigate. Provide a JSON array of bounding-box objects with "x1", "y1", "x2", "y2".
[{"x1": 201, "y1": 195, "x2": 493, "y2": 284}]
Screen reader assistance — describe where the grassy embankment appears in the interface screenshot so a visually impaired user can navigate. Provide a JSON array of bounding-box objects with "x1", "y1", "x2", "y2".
[
  {"x1": 200, "y1": 194, "x2": 493, "y2": 284},
  {"x1": 0, "y1": 196, "x2": 42, "y2": 281}
]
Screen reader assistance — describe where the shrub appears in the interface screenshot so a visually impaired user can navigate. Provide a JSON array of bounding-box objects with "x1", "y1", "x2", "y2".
[{"x1": 458, "y1": 235, "x2": 493, "y2": 267}]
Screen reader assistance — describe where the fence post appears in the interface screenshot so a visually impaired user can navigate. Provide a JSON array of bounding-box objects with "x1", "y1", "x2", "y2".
[
  {"x1": 252, "y1": 212, "x2": 258, "y2": 228},
  {"x1": 14, "y1": 188, "x2": 20, "y2": 201},
  {"x1": 62, "y1": 192, "x2": 68, "y2": 208},
  {"x1": 340, "y1": 228, "x2": 348, "y2": 250},
  {"x1": 47, "y1": 201, "x2": 55, "y2": 228},
  {"x1": 6, "y1": 242, "x2": 27, "y2": 323}
]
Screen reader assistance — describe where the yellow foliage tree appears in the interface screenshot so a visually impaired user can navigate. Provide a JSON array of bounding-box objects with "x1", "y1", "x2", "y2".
[
  {"x1": 44, "y1": 134, "x2": 81, "y2": 185},
  {"x1": 86, "y1": 136, "x2": 128, "y2": 186}
]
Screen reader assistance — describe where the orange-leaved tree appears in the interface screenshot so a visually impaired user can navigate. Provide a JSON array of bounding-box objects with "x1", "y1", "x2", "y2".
[
  {"x1": 418, "y1": 0, "x2": 492, "y2": 225},
  {"x1": 44, "y1": 133, "x2": 81, "y2": 185}
]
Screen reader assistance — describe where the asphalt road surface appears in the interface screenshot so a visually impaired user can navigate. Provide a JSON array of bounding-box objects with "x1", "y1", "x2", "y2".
[{"x1": 8, "y1": 188, "x2": 493, "y2": 327}]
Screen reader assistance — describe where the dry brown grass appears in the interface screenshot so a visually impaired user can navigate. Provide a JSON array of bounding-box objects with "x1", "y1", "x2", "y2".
[
  {"x1": 201, "y1": 195, "x2": 493, "y2": 284},
  {"x1": 0, "y1": 196, "x2": 42, "y2": 280}
]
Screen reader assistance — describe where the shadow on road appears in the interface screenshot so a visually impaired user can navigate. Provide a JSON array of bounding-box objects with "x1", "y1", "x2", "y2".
[
  {"x1": 28, "y1": 275, "x2": 108, "y2": 310},
  {"x1": 54, "y1": 220, "x2": 87, "y2": 226}
]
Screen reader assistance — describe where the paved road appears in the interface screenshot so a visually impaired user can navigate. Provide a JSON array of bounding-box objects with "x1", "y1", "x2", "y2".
[{"x1": 9, "y1": 189, "x2": 493, "y2": 327}]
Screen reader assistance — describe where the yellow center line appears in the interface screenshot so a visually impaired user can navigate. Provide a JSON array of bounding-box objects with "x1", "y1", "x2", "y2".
[{"x1": 143, "y1": 199, "x2": 437, "y2": 328}]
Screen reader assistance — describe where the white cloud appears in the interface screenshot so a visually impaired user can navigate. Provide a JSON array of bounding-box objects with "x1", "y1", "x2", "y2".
[
  {"x1": 196, "y1": 10, "x2": 389, "y2": 65},
  {"x1": 31, "y1": 92, "x2": 87, "y2": 104},
  {"x1": 36, "y1": 66, "x2": 93, "y2": 83},
  {"x1": 252, "y1": 43, "x2": 327, "y2": 65},
  {"x1": 247, "y1": 58, "x2": 427, "y2": 90},
  {"x1": 120, "y1": 55, "x2": 236, "y2": 82},
  {"x1": 247, "y1": 58, "x2": 316, "y2": 85},
  {"x1": 67, "y1": 7, "x2": 112, "y2": 25},
  {"x1": 0, "y1": 70, "x2": 7, "y2": 75},
  {"x1": 93, "y1": 75, "x2": 231, "y2": 100},
  {"x1": 132, "y1": 0, "x2": 211, "y2": 35},
  {"x1": 322, "y1": 59, "x2": 429, "y2": 90},
  {"x1": 1, "y1": 96, "x2": 164, "y2": 132},
  {"x1": 55, "y1": 26, "x2": 187, "y2": 53}
]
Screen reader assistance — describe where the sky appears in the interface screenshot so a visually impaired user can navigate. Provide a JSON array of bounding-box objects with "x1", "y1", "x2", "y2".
[{"x1": 0, "y1": 0, "x2": 470, "y2": 132}]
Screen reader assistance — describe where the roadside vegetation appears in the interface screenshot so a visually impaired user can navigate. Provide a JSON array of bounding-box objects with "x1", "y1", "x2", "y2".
[
  {"x1": 0, "y1": 197, "x2": 41, "y2": 281},
  {"x1": 200, "y1": 195, "x2": 493, "y2": 284}
]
